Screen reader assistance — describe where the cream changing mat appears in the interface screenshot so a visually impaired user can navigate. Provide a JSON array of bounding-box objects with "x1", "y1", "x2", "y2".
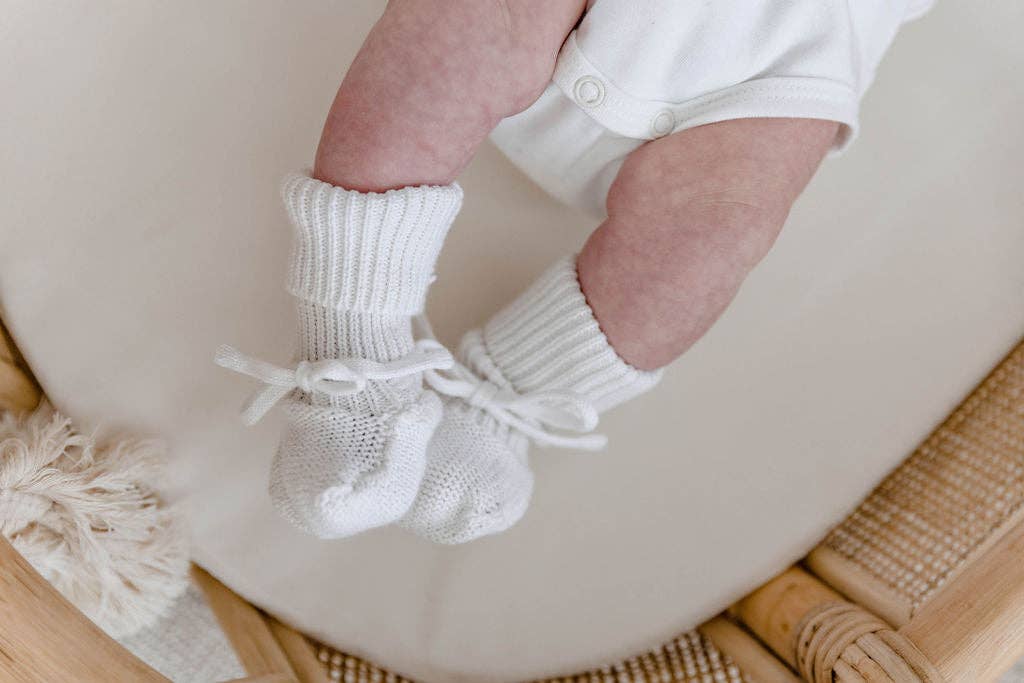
[{"x1": 2, "y1": 2, "x2": 1023, "y2": 681}]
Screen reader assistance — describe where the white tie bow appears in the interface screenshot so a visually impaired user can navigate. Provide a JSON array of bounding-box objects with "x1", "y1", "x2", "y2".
[
  {"x1": 423, "y1": 363, "x2": 607, "y2": 451},
  {"x1": 214, "y1": 340, "x2": 454, "y2": 425},
  {"x1": 216, "y1": 314, "x2": 606, "y2": 450}
]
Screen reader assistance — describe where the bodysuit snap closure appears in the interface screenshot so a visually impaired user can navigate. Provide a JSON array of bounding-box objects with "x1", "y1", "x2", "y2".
[
  {"x1": 573, "y1": 76, "x2": 606, "y2": 108},
  {"x1": 651, "y1": 109, "x2": 675, "y2": 138}
]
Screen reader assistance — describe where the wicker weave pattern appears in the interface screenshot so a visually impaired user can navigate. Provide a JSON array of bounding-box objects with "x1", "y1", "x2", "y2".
[
  {"x1": 794, "y1": 601, "x2": 940, "y2": 683},
  {"x1": 313, "y1": 629, "x2": 750, "y2": 683},
  {"x1": 823, "y1": 342, "x2": 1024, "y2": 609}
]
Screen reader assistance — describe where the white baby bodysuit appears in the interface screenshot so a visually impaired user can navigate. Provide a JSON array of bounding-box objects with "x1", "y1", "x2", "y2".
[{"x1": 491, "y1": 0, "x2": 935, "y2": 217}]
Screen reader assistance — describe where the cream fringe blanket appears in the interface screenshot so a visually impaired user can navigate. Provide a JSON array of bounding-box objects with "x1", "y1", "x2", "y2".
[{"x1": 0, "y1": 404, "x2": 188, "y2": 638}]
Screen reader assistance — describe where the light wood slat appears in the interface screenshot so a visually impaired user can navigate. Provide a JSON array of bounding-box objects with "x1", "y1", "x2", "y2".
[
  {"x1": 266, "y1": 618, "x2": 333, "y2": 683},
  {"x1": 226, "y1": 676, "x2": 296, "y2": 683},
  {"x1": 699, "y1": 616, "x2": 800, "y2": 683},
  {"x1": 0, "y1": 535, "x2": 168, "y2": 682},
  {"x1": 0, "y1": 320, "x2": 41, "y2": 413},
  {"x1": 901, "y1": 516, "x2": 1024, "y2": 683},
  {"x1": 805, "y1": 546, "x2": 913, "y2": 628},
  {"x1": 193, "y1": 565, "x2": 298, "y2": 680},
  {"x1": 728, "y1": 567, "x2": 943, "y2": 683},
  {"x1": 730, "y1": 566, "x2": 844, "y2": 670}
]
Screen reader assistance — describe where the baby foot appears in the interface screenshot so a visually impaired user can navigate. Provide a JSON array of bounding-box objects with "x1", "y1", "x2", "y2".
[
  {"x1": 218, "y1": 172, "x2": 462, "y2": 538},
  {"x1": 402, "y1": 257, "x2": 660, "y2": 544}
]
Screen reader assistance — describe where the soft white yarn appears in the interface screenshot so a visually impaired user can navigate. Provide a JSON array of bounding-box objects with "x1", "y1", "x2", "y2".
[
  {"x1": 424, "y1": 362, "x2": 605, "y2": 450},
  {"x1": 215, "y1": 338, "x2": 452, "y2": 425},
  {"x1": 282, "y1": 172, "x2": 463, "y2": 315},
  {"x1": 402, "y1": 256, "x2": 662, "y2": 544},
  {"x1": 222, "y1": 173, "x2": 463, "y2": 539},
  {"x1": 0, "y1": 404, "x2": 188, "y2": 638}
]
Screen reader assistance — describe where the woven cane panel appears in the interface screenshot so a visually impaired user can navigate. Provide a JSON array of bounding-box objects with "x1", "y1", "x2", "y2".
[
  {"x1": 823, "y1": 341, "x2": 1024, "y2": 609},
  {"x1": 311, "y1": 629, "x2": 751, "y2": 682}
]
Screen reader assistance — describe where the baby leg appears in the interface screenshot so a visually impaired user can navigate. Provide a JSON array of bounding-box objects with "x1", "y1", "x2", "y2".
[
  {"x1": 244, "y1": 0, "x2": 584, "y2": 538},
  {"x1": 398, "y1": 117, "x2": 836, "y2": 543},
  {"x1": 578, "y1": 118, "x2": 840, "y2": 371},
  {"x1": 314, "y1": 0, "x2": 586, "y2": 191}
]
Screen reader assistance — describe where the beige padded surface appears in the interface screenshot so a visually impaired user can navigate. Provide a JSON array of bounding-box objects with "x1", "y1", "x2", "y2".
[{"x1": 1, "y1": 2, "x2": 1023, "y2": 682}]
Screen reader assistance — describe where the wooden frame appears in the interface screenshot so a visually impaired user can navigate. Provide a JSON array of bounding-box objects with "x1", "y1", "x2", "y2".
[{"x1": 2, "y1": 317, "x2": 1023, "y2": 682}]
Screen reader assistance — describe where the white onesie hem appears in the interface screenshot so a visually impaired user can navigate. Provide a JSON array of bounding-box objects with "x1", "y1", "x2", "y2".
[
  {"x1": 552, "y1": 33, "x2": 860, "y2": 149},
  {"x1": 492, "y1": 0, "x2": 934, "y2": 216}
]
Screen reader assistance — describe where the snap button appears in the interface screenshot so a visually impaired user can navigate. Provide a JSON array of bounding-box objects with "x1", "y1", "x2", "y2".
[
  {"x1": 573, "y1": 76, "x2": 605, "y2": 108},
  {"x1": 651, "y1": 109, "x2": 675, "y2": 138}
]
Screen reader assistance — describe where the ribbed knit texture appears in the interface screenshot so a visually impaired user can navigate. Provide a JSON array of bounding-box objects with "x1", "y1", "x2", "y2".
[
  {"x1": 483, "y1": 256, "x2": 661, "y2": 411},
  {"x1": 403, "y1": 256, "x2": 660, "y2": 544},
  {"x1": 282, "y1": 172, "x2": 463, "y2": 313},
  {"x1": 295, "y1": 303, "x2": 416, "y2": 413},
  {"x1": 270, "y1": 173, "x2": 462, "y2": 539}
]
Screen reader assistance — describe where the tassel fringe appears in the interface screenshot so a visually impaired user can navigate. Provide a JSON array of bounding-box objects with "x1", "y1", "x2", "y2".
[{"x1": 0, "y1": 403, "x2": 189, "y2": 638}]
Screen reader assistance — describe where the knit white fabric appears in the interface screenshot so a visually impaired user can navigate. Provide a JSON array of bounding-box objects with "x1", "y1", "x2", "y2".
[
  {"x1": 403, "y1": 256, "x2": 661, "y2": 544},
  {"x1": 221, "y1": 173, "x2": 462, "y2": 538}
]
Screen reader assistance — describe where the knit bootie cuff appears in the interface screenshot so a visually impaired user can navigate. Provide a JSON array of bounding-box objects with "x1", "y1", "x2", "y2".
[
  {"x1": 477, "y1": 255, "x2": 661, "y2": 413},
  {"x1": 282, "y1": 172, "x2": 463, "y2": 313}
]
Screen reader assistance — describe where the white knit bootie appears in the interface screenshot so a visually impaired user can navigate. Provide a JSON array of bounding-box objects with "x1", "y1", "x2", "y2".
[
  {"x1": 218, "y1": 173, "x2": 462, "y2": 538},
  {"x1": 402, "y1": 256, "x2": 661, "y2": 544}
]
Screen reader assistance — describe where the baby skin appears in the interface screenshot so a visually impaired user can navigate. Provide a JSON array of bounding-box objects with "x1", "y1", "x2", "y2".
[
  {"x1": 226, "y1": 0, "x2": 838, "y2": 543},
  {"x1": 314, "y1": 0, "x2": 837, "y2": 370}
]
